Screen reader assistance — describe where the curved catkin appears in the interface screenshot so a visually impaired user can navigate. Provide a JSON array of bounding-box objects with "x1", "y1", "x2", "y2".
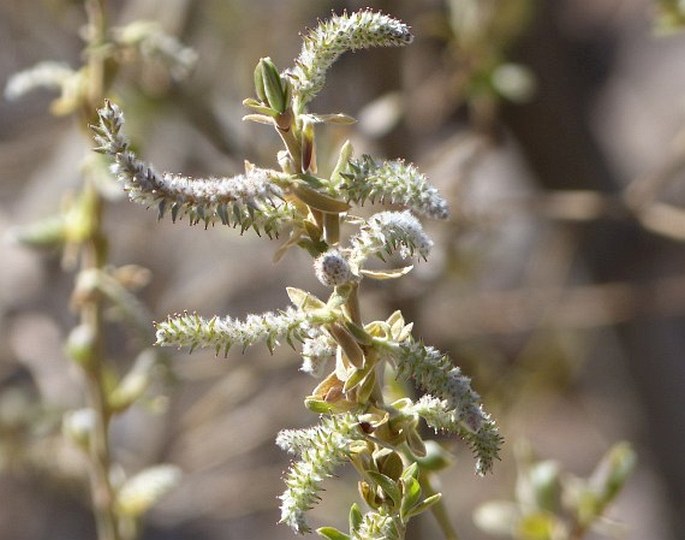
[
  {"x1": 92, "y1": 100, "x2": 296, "y2": 236},
  {"x1": 288, "y1": 10, "x2": 413, "y2": 108},
  {"x1": 350, "y1": 210, "x2": 434, "y2": 266},
  {"x1": 388, "y1": 339, "x2": 503, "y2": 476},
  {"x1": 342, "y1": 155, "x2": 449, "y2": 220}
]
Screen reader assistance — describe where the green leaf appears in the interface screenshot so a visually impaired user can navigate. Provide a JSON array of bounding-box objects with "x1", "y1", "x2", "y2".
[
  {"x1": 400, "y1": 477, "x2": 422, "y2": 523},
  {"x1": 400, "y1": 462, "x2": 419, "y2": 483},
  {"x1": 258, "y1": 57, "x2": 286, "y2": 113},
  {"x1": 402, "y1": 492, "x2": 442, "y2": 520},
  {"x1": 253, "y1": 60, "x2": 267, "y2": 102},
  {"x1": 316, "y1": 527, "x2": 350, "y2": 540},
  {"x1": 528, "y1": 461, "x2": 561, "y2": 512},
  {"x1": 349, "y1": 503, "x2": 363, "y2": 534},
  {"x1": 331, "y1": 140, "x2": 354, "y2": 185},
  {"x1": 367, "y1": 471, "x2": 401, "y2": 507},
  {"x1": 356, "y1": 370, "x2": 376, "y2": 404},
  {"x1": 343, "y1": 320, "x2": 373, "y2": 345},
  {"x1": 298, "y1": 172, "x2": 327, "y2": 189},
  {"x1": 377, "y1": 450, "x2": 404, "y2": 481},
  {"x1": 590, "y1": 441, "x2": 636, "y2": 504},
  {"x1": 286, "y1": 287, "x2": 325, "y2": 310},
  {"x1": 241, "y1": 98, "x2": 278, "y2": 116},
  {"x1": 292, "y1": 183, "x2": 350, "y2": 213},
  {"x1": 304, "y1": 397, "x2": 335, "y2": 414},
  {"x1": 342, "y1": 367, "x2": 367, "y2": 393}
]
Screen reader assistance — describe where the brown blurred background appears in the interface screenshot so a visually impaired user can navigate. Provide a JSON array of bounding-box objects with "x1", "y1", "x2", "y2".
[{"x1": 1, "y1": 1, "x2": 684, "y2": 539}]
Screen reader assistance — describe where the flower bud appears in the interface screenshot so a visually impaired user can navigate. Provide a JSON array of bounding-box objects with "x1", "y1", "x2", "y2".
[
  {"x1": 256, "y1": 57, "x2": 287, "y2": 113},
  {"x1": 65, "y1": 324, "x2": 97, "y2": 370},
  {"x1": 62, "y1": 408, "x2": 96, "y2": 450},
  {"x1": 314, "y1": 249, "x2": 352, "y2": 287}
]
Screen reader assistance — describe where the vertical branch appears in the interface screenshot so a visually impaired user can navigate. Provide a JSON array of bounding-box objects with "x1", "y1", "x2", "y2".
[
  {"x1": 79, "y1": 2, "x2": 120, "y2": 539},
  {"x1": 80, "y1": 184, "x2": 119, "y2": 540},
  {"x1": 84, "y1": 0, "x2": 107, "y2": 116}
]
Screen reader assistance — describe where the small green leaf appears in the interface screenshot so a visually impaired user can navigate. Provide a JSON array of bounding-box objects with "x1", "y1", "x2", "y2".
[
  {"x1": 377, "y1": 450, "x2": 403, "y2": 481},
  {"x1": 590, "y1": 441, "x2": 636, "y2": 505},
  {"x1": 331, "y1": 140, "x2": 354, "y2": 185},
  {"x1": 343, "y1": 320, "x2": 373, "y2": 345},
  {"x1": 342, "y1": 367, "x2": 367, "y2": 393},
  {"x1": 304, "y1": 397, "x2": 335, "y2": 414},
  {"x1": 349, "y1": 503, "x2": 363, "y2": 534},
  {"x1": 253, "y1": 62, "x2": 266, "y2": 102},
  {"x1": 364, "y1": 320, "x2": 391, "y2": 339},
  {"x1": 328, "y1": 323, "x2": 365, "y2": 369},
  {"x1": 241, "y1": 98, "x2": 278, "y2": 116},
  {"x1": 293, "y1": 183, "x2": 350, "y2": 213},
  {"x1": 316, "y1": 527, "x2": 350, "y2": 540},
  {"x1": 356, "y1": 370, "x2": 376, "y2": 404},
  {"x1": 297, "y1": 172, "x2": 326, "y2": 189},
  {"x1": 396, "y1": 322, "x2": 413, "y2": 342},
  {"x1": 258, "y1": 57, "x2": 286, "y2": 113},
  {"x1": 62, "y1": 408, "x2": 95, "y2": 449},
  {"x1": 402, "y1": 492, "x2": 442, "y2": 520},
  {"x1": 367, "y1": 471, "x2": 401, "y2": 507},
  {"x1": 406, "y1": 429, "x2": 427, "y2": 457},
  {"x1": 286, "y1": 287, "x2": 325, "y2": 310},
  {"x1": 528, "y1": 461, "x2": 561, "y2": 512},
  {"x1": 401, "y1": 462, "x2": 419, "y2": 483},
  {"x1": 400, "y1": 476, "x2": 422, "y2": 523}
]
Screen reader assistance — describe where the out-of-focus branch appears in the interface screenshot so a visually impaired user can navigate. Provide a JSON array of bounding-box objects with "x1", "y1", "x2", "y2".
[{"x1": 431, "y1": 275, "x2": 685, "y2": 337}]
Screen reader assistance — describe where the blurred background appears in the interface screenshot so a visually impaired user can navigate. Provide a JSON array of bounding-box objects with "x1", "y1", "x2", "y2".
[{"x1": 1, "y1": 0, "x2": 685, "y2": 538}]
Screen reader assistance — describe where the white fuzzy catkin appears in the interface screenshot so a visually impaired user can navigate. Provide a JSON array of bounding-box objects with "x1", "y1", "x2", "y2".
[
  {"x1": 350, "y1": 210, "x2": 433, "y2": 266},
  {"x1": 288, "y1": 10, "x2": 413, "y2": 108},
  {"x1": 92, "y1": 100, "x2": 295, "y2": 235},
  {"x1": 4, "y1": 61, "x2": 74, "y2": 100},
  {"x1": 342, "y1": 155, "x2": 449, "y2": 220},
  {"x1": 277, "y1": 414, "x2": 362, "y2": 534},
  {"x1": 388, "y1": 339, "x2": 503, "y2": 476},
  {"x1": 155, "y1": 306, "x2": 311, "y2": 356}
]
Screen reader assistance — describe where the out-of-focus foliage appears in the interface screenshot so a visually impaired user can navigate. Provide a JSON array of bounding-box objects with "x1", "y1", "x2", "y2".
[{"x1": 474, "y1": 441, "x2": 636, "y2": 539}]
